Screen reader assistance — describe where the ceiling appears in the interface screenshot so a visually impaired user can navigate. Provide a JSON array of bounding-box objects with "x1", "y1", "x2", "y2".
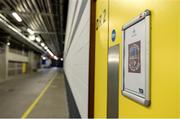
[{"x1": 0, "y1": 0, "x2": 68, "y2": 57}]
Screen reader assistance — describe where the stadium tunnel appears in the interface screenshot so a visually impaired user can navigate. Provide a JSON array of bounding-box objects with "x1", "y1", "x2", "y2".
[{"x1": 0, "y1": 0, "x2": 180, "y2": 118}]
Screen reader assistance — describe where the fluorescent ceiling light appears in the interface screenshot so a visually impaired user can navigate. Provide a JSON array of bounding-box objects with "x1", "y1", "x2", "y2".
[
  {"x1": 46, "y1": 48, "x2": 49, "y2": 51},
  {"x1": 49, "y1": 52, "x2": 53, "y2": 57},
  {"x1": 54, "y1": 56, "x2": 58, "y2": 60},
  {"x1": 42, "y1": 56, "x2": 46, "y2": 60},
  {"x1": 27, "y1": 28, "x2": 34, "y2": 34},
  {"x1": 12, "y1": 12, "x2": 22, "y2": 22},
  {"x1": 47, "y1": 49, "x2": 53, "y2": 56},
  {"x1": 35, "y1": 36, "x2": 41, "y2": 42},
  {"x1": 47, "y1": 49, "x2": 50, "y2": 52},
  {"x1": 44, "y1": 46, "x2": 48, "y2": 49},
  {"x1": 7, "y1": 42, "x2": 10, "y2": 46},
  {"x1": 28, "y1": 35, "x2": 35, "y2": 41},
  {"x1": 41, "y1": 42, "x2": 45, "y2": 47}
]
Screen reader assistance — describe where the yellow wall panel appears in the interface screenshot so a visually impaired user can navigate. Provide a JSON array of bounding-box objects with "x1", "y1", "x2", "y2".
[
  {"x1": 95, "y1": 0, "x2": 180, "y2": 118},
  {"x1": 178, "y1": 4, "x2": 180, "y2": 117},
  {"x1": 94, "y1": 0, "x2": 109, "y2": 117},
  {"x1": 108, "y1": 0, "x2": 179, "y2": 118}
]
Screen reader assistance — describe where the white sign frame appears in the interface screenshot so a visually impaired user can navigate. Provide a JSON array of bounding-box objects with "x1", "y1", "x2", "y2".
[{"x1": 122, "y1": 10, "x2": 151, "y2": 106}]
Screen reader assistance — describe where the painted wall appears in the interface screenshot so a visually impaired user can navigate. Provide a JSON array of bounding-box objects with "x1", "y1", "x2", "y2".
[
  {"x1": 27, "y1": 51, "x2": 41, "y2": 72},
  {"x1": 94, "y1": 0, "x2": 108, "y2": 117},
  {"x1": 95, "y1": 0, "x2": 180, "y2": 118},
  {"x1": 0, "y1": 44, "x2": 7, "y2": 82},
  {"x1": 64, "y1": 0, "x2": 90, "y2": 117},
  {"x1": 178, "y1": 5, "x2": 180, "y2": 117},
  {"x1": 8, "y1": 52, "x2": 28, "y2": 62},
  {"x1": 0, "y1": 43, "x2": 41, "y2": 82}
]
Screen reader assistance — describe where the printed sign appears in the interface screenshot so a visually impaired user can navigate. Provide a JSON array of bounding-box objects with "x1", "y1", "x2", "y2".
[
  {"x1": 122, "y1": 10, "x2": 151, "y2": 106},
  {"x1": 128, "y1": 41, "x2": 141, "y2": 73}
]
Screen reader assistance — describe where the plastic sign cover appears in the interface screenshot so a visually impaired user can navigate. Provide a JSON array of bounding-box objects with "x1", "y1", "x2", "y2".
[{"x1": 122, "y1": 10, "x2": 151, "y2": 106}]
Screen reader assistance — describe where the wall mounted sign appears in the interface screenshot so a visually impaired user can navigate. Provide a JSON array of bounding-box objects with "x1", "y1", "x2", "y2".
[
  {"x1": 111, "y1": 29, "x2": 116, "y2": 42},
  {"x1": 121, "y1": 10, "x2": 151, "y2": 106}
]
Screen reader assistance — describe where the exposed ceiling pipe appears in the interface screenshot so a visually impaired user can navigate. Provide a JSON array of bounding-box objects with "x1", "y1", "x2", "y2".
[
  {"x1": 0, "y1": 0, "x2": 66, "y2": 56},
  {"x1": 31, "y1": 0, "x2": 59, "y2": 55},
  {"x1": 59, "y1": 0, "x2": 65, "y2": 52},
  {"x1": 31, "y1": 0, "x2": 49, "y2": 32},
  {"x1": 0, "y1": 14, "x2": 44, "y2": 53},
  {"x1": 44, "y1": 0, "x2": 61, "y2": 54},
  {"x1": 12, "y1": 0, "x2": 55, "y2": 55}
]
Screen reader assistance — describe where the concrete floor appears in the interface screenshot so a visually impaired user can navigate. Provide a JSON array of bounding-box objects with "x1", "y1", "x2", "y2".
[{"x1": 0, "y1": 68, "x2": 69, "y2": 118}]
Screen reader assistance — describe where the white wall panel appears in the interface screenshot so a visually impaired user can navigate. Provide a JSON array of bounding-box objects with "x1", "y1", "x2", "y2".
[{"x1": 64, "y1": 0, "x2": 90, "y2": 117}]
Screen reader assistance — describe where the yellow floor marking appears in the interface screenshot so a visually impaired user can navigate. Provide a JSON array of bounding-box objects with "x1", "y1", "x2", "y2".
[{"x1": 21, "y1": 73, "x2": 57, "y2": 119}]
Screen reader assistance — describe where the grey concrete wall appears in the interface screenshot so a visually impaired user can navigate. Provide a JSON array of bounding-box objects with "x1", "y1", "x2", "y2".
[
  {"x1": 0, "y1": 45, "x2": 41, "y2": 83},
  {"x1": 0, "y1": 45, "x2": 8, "y2": 83},
  {"x1": 8, "y1": 52, "x2": 28, "y2": 62},
  {"x1": 28, "y1": 51, "x2": 41, "y2": 73}
]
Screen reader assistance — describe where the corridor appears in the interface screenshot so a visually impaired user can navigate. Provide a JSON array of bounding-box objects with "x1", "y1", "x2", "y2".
[
  {"x1": 0, "y1": 68, "x2": 69, "y2": 118},
  {"x1": 0, "y1": 0, "x2": 180, "y2": 118}
]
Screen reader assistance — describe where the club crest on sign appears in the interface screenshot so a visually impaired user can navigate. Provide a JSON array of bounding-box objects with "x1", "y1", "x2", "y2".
[{"x1": 128, "y1": 41, "x2": 141, "y2": 73}]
